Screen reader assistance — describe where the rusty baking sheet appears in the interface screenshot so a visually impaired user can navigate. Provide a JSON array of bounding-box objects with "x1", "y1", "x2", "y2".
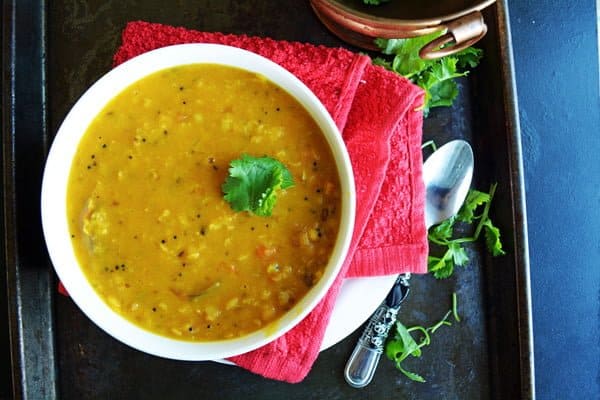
[{"x1": 2, "y1": 0, "x2": 533, "y2": 398}]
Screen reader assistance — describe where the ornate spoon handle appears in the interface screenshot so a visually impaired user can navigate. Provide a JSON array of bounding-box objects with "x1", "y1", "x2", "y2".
[{"x1": 344, "y1": 273, "x2": 411, "y2": 388}]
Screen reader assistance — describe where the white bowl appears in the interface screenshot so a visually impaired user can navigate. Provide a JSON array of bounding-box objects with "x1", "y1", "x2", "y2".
[{"x1": 41, "y1": 43, "x2": 355, "y2": 360}]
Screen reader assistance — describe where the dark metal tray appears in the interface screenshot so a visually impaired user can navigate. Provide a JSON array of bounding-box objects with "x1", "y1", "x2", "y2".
[{"x1": 2, "y1": 1, "x2": 533, "y2": 398}]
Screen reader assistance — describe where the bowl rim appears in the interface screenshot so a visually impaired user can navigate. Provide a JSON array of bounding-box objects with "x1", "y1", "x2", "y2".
[{"x1": 40, "y1": 43, "x2": 356, "y2": 360}]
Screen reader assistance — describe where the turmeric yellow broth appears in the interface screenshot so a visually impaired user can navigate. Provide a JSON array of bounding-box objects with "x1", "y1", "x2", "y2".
[{"x1": 67, "y1": 64, "x2": 342, "y2": 341}]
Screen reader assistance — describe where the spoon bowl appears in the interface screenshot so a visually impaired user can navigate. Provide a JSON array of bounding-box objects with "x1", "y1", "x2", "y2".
[{"x1": 424, "y1": 140, "x2": 474, "y2": 227}]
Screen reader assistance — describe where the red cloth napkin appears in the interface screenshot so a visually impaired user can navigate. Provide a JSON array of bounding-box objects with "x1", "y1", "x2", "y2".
[{"x1": 66, "y1": 21, "x2": 428, "y2": 383}]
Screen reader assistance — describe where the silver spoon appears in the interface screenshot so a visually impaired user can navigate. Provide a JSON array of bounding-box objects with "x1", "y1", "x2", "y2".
[{"x1": 344, "y1": 139, "x2": 474, "y2": 388}]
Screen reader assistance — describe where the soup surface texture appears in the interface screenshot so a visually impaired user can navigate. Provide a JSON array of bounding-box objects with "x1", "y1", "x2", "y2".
[{"x1": 67, "y1": 64, "x2": 341, "y2": 341}]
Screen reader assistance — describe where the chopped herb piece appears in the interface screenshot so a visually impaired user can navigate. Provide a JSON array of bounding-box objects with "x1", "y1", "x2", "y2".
[{"x1": 222, "y1": 154, "x2": 294, "y2": 217}]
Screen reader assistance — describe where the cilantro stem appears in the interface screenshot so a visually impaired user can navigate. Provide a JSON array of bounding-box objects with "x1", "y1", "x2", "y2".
[
  {"x1": 452, "y1": 292, "x2": 461, "y2": 322},
  {"x1": 407, "y1": 326, "x2": 431, "y2": 347},
  {"x1": 421, "y1": 140, "x2": 437, "y2": 152},
  {"x1": 443, "y1": 236, "x2": 476, "y2": 244},
  {"x1": 428, "y1": 235, "x2": 460, "y2": 246},
  {"x1": 472, "y1": 183, "x2": 497, "y2": 240},
  {"x1": 428, "y1": 310, "x2": 452, "y2": 334}
]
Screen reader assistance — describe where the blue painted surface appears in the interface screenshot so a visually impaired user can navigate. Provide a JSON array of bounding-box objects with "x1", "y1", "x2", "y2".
[{"x1": 507, "y1": 0, "x2": 600, "y2": 398}]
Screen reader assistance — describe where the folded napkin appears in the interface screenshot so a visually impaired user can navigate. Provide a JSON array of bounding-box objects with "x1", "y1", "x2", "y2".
[{"x1": 64, "y1": 21, "x2": 428, "y2": 382}]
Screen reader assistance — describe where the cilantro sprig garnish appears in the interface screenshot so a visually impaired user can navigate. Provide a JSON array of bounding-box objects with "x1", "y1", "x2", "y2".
[
  {"x1": 222, "y1": 154, "x2": 294, "y2": 217},
  {"x1": 372, "y1": 33, "x2": 483, "y2": 115},
  {"x1": 386, "y1": 293, "x2": 461, "y2": 382},
  {"x1": 427, "y1": 183, "x2": 506, "y2": 279}
]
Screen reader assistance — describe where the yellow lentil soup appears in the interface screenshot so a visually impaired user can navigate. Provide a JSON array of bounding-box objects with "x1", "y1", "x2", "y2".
[{"x1": 67, "y1": 64, "x2": 342, "y2": 341}]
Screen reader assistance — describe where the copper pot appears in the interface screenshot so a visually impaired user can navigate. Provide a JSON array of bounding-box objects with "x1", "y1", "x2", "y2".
[{"x1": 310, "y1": 0, "x2": 496, "y2": 59}]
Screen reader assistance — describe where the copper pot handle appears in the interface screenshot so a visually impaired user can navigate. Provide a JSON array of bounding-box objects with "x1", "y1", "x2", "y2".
[{"x1": 419, "y1": 11, "x2": 488, "y2": 60}]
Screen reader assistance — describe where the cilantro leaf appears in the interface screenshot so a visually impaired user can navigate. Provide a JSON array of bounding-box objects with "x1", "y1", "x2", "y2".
[
  {"x1": 457, "y1": 189, "x2": 490, "y2": 223},
  {"x1": 425, "y1": 77, "x2": 460, "y2": 109},
  {"x1": 428, "y1": 252, "x2": 454, "y2": 279},
  {"x1": 455, "y1": 46, "x2": 484, "y2": 69},
  {"x1": 400, "y1": 368, "x2": 427, "y2": 383},
  {"x1": 450, "y1": 242, "x2": 469, "y2": 266},
  {"x1": 374, "y1": 34, "x2": 482, "y2": 115},
  {"x1": 385, "y1": 334, "x2": 407, "y2": 360},
  {"x1": 416, "y1": 57, "x2": 467, "y2": 109},
  {"x1": 396, "y1": 322, "x2": 422, "y2": 358},
  {"x1": 428, "y1": 216, "x2": 456, "y2": 242},
  {"x1": 483, "y1": 219, "x2": 506, "y2": 256},
  {"x1": 375, "y1": 34, "x2": 440, "y2": 79},
  {"x1": 372, "y1": 56, "x2": 392, "y2": 70},
  {"x1": 222, "y1": 154, "x2": 294, "y2": 217}
]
